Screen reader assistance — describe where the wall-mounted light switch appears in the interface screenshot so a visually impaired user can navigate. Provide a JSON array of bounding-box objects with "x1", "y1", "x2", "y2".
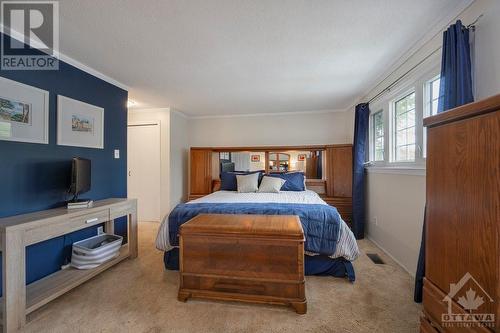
[{"x1": 114, "y1": 149, "x2": 120, "y2": 159}]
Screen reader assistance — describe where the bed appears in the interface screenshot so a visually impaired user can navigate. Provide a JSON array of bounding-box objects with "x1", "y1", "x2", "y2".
[{"x1": 155, "y1": 190, "x2": 359, "y2": 280}]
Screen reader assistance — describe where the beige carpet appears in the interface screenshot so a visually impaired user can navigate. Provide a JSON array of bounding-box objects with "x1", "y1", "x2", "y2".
[{"x1": 25, "y1": 222, "x2": 421, "y2": 333}]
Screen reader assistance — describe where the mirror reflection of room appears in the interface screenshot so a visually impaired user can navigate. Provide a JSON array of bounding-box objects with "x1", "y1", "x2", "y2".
[{"x1": 218, "y1": 150, "x2": 323, "y2": 180}]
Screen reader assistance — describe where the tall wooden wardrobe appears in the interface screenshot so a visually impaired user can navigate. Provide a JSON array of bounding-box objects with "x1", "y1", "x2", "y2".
[{"x1": 421, "y1": 95, "x2": 499, "y2": 333}]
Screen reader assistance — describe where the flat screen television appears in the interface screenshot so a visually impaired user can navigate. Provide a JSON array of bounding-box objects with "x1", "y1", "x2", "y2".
[{"x1": 69, "y1": 157, "x2": 91, "y2": 202}]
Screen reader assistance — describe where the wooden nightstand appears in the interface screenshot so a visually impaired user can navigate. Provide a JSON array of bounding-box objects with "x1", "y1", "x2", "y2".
[
  {"x1": 187, "y1": 194, "x2": 206, "y2": 201},
  {"x1": 320, "y1": 196, "x2": 352, "y2": 228}
]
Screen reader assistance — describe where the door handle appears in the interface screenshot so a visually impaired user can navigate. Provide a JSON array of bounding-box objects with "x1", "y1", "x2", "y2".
[{"x1": 86, "y1": 218, "x2": 99, "y2": 224}]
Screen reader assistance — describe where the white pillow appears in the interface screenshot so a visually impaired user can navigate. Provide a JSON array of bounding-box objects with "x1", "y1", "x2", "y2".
[
  {"x1": 258, "y1": 176, "x2": 286, "y2": 193},
  {"x1": 236, "y1": 173, "x2": 259, "y2": 193}
]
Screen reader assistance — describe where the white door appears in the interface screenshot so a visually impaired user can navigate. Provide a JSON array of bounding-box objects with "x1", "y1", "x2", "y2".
[{"x1": 128, "y1": 123, "x2": 161, "y2": 222}]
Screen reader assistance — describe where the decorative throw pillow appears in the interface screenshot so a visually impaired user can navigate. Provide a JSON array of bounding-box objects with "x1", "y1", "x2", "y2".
[
  {"x1": 258, "y1": 176, "x2": 286, "y2": 193},
  {"x1": 220, "y1": 171, "x2": 264, "y2": 191},
  {"x1": 267, "y1": 172, "x2": 305, "y2": 191},
  {"x1": 236, "y1": 173, "x2": 260, "y2": 193},
  {"x1": 220, "y1": 172, "x2": 239, "y2": 191}
]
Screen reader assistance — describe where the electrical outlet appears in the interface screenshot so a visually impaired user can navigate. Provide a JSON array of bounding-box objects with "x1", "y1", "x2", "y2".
[
  {"x1": 114, "y1": 149, "x2": 120, "y2": 159},
  {"x1": 373, "y1": 216, "x2": 378, "y2": 226},
  {"x1": 97, "y1": 226, "x2": 104, "y2": 235}
]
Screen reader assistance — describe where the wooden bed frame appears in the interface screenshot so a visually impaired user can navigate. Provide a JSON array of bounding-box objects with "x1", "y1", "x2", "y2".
[{"x1": 187, "y1": 144, "x2": 353, "y2": 225}]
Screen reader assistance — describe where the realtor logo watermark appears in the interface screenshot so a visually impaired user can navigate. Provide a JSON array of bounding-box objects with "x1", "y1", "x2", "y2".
[
  {"x1": 1, "y1": 1, "x2": 59, "y2": 70},
  {"x1": 442, "y1": 272, "x2": 495, "y2": 329}
]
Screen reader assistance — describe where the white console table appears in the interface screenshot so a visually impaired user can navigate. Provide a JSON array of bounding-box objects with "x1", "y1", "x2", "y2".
[{"x1": 0, "y1": 198, "x2": 137, "y2": 332}]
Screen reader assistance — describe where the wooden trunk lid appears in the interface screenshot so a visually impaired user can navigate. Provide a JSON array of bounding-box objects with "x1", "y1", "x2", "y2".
[{"x1": 180, "y1": 214, "x2": 304, "y2": 240}]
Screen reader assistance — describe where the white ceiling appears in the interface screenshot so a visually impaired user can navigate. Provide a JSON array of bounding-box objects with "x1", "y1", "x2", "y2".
[{"x1": 59, "y1": 0, "x2": 465, "y2": 116}]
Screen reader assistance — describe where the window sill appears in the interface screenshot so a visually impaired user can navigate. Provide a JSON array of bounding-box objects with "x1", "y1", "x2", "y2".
[{"x1": 365, "y1": 165, "x2": 426, "y2": 176}]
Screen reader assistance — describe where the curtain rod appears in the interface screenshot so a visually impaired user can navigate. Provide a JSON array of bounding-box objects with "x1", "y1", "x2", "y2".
[
  {"x1": 367, "y1": 47, "x2": 441, "y2": 104},
  {"x1": 367, "y1": 14, "x2": 483, "y2": 105},
  {"x1": 467, "y1": 14, "x2": 483, "y2": 28}
]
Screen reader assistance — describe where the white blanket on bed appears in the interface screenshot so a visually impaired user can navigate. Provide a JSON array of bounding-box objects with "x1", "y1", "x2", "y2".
[
  {"x1": 187, "y1": 190, "x2": 328, "y2": 205},
  {"x1": 155, "y1": 190, "x2": 359, "y2": 261}
]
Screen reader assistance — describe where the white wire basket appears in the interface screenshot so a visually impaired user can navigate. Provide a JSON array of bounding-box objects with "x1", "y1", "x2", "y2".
[{"x1": 71, "y1": 233, "x2": 123, "y2": 270}]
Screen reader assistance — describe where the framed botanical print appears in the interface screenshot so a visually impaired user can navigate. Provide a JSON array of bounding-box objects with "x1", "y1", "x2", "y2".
[
  {"x1": 0, "y1": 76, "x2": 49, "y2": 144},
  {"x1": 57, "y1": 95, "x2": 104, "y2": 149}
]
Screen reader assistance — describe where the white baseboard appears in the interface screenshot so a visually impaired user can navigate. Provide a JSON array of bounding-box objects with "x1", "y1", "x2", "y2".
[{"x1": 366, "y1": 234, "x2": 416, "y2": 279}]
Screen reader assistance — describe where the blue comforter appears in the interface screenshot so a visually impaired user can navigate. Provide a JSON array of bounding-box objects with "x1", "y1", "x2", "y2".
[{"x1": 168, "y1": 202, "x2": 342, "y2": 256}]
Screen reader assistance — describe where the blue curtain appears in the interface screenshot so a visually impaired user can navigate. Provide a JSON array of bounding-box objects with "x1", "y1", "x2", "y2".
[
  {"x1": 414, "y1": 20, "x2": 474, "y2": 303},
  {"x1": 438, "y1": 20, "x2": 474, "y2": 112},
  {"x1": 414, "y1": 209, "x2": 426, "y2": 302},
  {"x1": 352, "y1": 103, "x2": 369, "y2": 239}
]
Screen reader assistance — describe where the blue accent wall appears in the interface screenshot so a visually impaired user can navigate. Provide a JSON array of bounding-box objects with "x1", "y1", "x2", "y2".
[{"x1": 0, "y1": 33, "x2": 128, "y2": 293}]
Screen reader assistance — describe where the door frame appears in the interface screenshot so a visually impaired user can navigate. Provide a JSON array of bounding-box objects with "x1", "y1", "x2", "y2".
[{"x1": 127, "y1": 120, "x2": 162, "y2": 222}]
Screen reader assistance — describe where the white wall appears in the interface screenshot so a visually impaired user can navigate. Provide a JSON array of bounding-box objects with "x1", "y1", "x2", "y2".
[
  {"x1": 169, "y1": 110, "x2": 189, "y2": 208},
  {"x1": 474, "y1": 0, "x2": 500, "y2": 100},
  {"x1": 190, "y1": 110, "x2": 353, "y2": 147},
  {"x1": 361, "y1": 0, "x2": 500, "y2": 276},
  {"x1": 366, "y1": 171, "x2": 426, "y2": 274}
]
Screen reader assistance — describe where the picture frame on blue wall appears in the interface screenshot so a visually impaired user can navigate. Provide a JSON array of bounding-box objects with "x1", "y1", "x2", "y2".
[
  {"x1": 57, "y1": 95, "x2": 104, "y2": 149},
  {"x1": 0, "y1": 76, "x2": 49, "y2": 144}
]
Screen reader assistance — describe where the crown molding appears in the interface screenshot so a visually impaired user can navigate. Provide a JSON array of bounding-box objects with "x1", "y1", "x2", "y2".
[
  {"x1": 0, "y1": 25, "x2": 129, "y2": 91},
  {"x1": 58, "y1": 53, "x2": 129, "y2": 91},
  {"x1": 189, "y1": 108, "x2": 347, "y2": 120}
]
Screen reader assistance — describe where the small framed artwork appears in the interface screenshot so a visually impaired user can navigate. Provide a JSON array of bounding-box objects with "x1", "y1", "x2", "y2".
[
  {"x1": 251, "y1": 154, "x2": 260, "y2": 162},
  {"x1": 0, "y1": 76, "x2": 49, "y2": 144},
  {"x1": 57, "y1": 95, "x2": 104, "y2": 149},
  {"x1": 298, "y1": 154, "x2": 306, "y2": 161}
]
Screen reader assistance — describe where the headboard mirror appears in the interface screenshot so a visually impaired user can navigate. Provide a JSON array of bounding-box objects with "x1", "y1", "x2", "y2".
[
  {"x1": 190, "y1": 145, "x2": 353, "y2": 222},
  {"x1": 217, "y1": 150, "x2": 324, "y2": 180}
]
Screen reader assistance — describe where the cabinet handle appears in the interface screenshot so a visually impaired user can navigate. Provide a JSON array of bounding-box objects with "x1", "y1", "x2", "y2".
[{"x1": 86, "y1": 217, "x2": 99, "y2": 224}]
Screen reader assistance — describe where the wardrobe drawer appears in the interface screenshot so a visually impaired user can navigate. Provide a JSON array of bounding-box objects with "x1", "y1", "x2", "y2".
[
  {"x1": 420, "y1": 316, "x2": 441, "y2": 333},
  {"x1": 25, "y1": 209, "x2": 110, "y2": 245},
  {"x1": 423, "y1": 279, "x2": 492, "y2": 333}
]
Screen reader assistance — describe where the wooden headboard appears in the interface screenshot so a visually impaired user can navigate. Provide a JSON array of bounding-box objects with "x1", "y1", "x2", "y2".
[
  {"x1": 188, "y1": 144, "x2": 353, "y2": 223},
  {"x1": 189, "y1": 145, "x2": 352, "y2": 195}
]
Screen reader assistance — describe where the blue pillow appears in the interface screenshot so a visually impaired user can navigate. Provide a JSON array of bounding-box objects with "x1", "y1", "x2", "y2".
[
  {"x1": 268, "y1": 172, "x2": 305, "y2": 191},
  {"x1": 220, "y1": 171, "x2": 264, "y2": 191}
]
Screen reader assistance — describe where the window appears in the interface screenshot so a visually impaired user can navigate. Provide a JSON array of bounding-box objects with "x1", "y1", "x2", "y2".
[
  {"x1": 219, "y1": 152, "x2": 231, "y2": 161},
  {"x1": 393, "y1": 92, "x2": 416, "y2": 162},
  {"x1": 423, "y1": 76, "x2": 441, "y2": 157},
  {"x1": 367, "y1": 63, "x2": 440, "y2": 170},
  {"x1": 427, "y1": 76, "x2": 441, "y2": 116},
  {"x1": 372, "y1": 110, "x2": 384, "y2": 161}
]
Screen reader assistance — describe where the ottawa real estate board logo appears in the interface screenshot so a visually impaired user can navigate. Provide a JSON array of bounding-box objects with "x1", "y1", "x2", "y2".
[
  {"x1": 1, "y1": 1, "x2": 59, "y2": 70},
  {"x1": 442, "y1": 272, "x2": 495, "y2": 329}
]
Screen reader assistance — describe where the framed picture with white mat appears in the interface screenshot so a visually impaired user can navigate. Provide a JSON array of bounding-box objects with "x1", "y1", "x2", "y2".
[
  {"x1": 57, "y1": 95, "x2": 104, "y2": 149},
  {"x1": 0, "y1": 76, "x2": 49, "y2": 144}
]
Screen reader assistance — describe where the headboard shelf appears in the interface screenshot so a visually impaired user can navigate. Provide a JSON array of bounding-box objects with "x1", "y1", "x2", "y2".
[{"x1": 191, "y1": 144, "x2": 352, "y2": 152}]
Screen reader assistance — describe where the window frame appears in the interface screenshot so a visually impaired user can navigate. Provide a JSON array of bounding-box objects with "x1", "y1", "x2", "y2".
[
  {"x1": 422, "y1": 74, "x2": 441, "y2": 158},
  {"x1": 371, "y1": 109, "x2": 385, "y2": 162},
  {"x1": 367, "y1": 62, "x2": 441, "y2": 171},
  {"x1": 390, "y1": 89, "x2": 417, "y2": 163}
]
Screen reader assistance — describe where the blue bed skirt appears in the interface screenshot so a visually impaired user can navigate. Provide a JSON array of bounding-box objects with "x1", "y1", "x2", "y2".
[{"x1": 163, "y1": 249, "x2": 355, "y2": 282}]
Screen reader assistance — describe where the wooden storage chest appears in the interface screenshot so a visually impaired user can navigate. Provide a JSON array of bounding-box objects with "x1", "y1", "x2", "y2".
[{"x1": 178, "y1": 214, "x2": 307, "y2": 314}]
